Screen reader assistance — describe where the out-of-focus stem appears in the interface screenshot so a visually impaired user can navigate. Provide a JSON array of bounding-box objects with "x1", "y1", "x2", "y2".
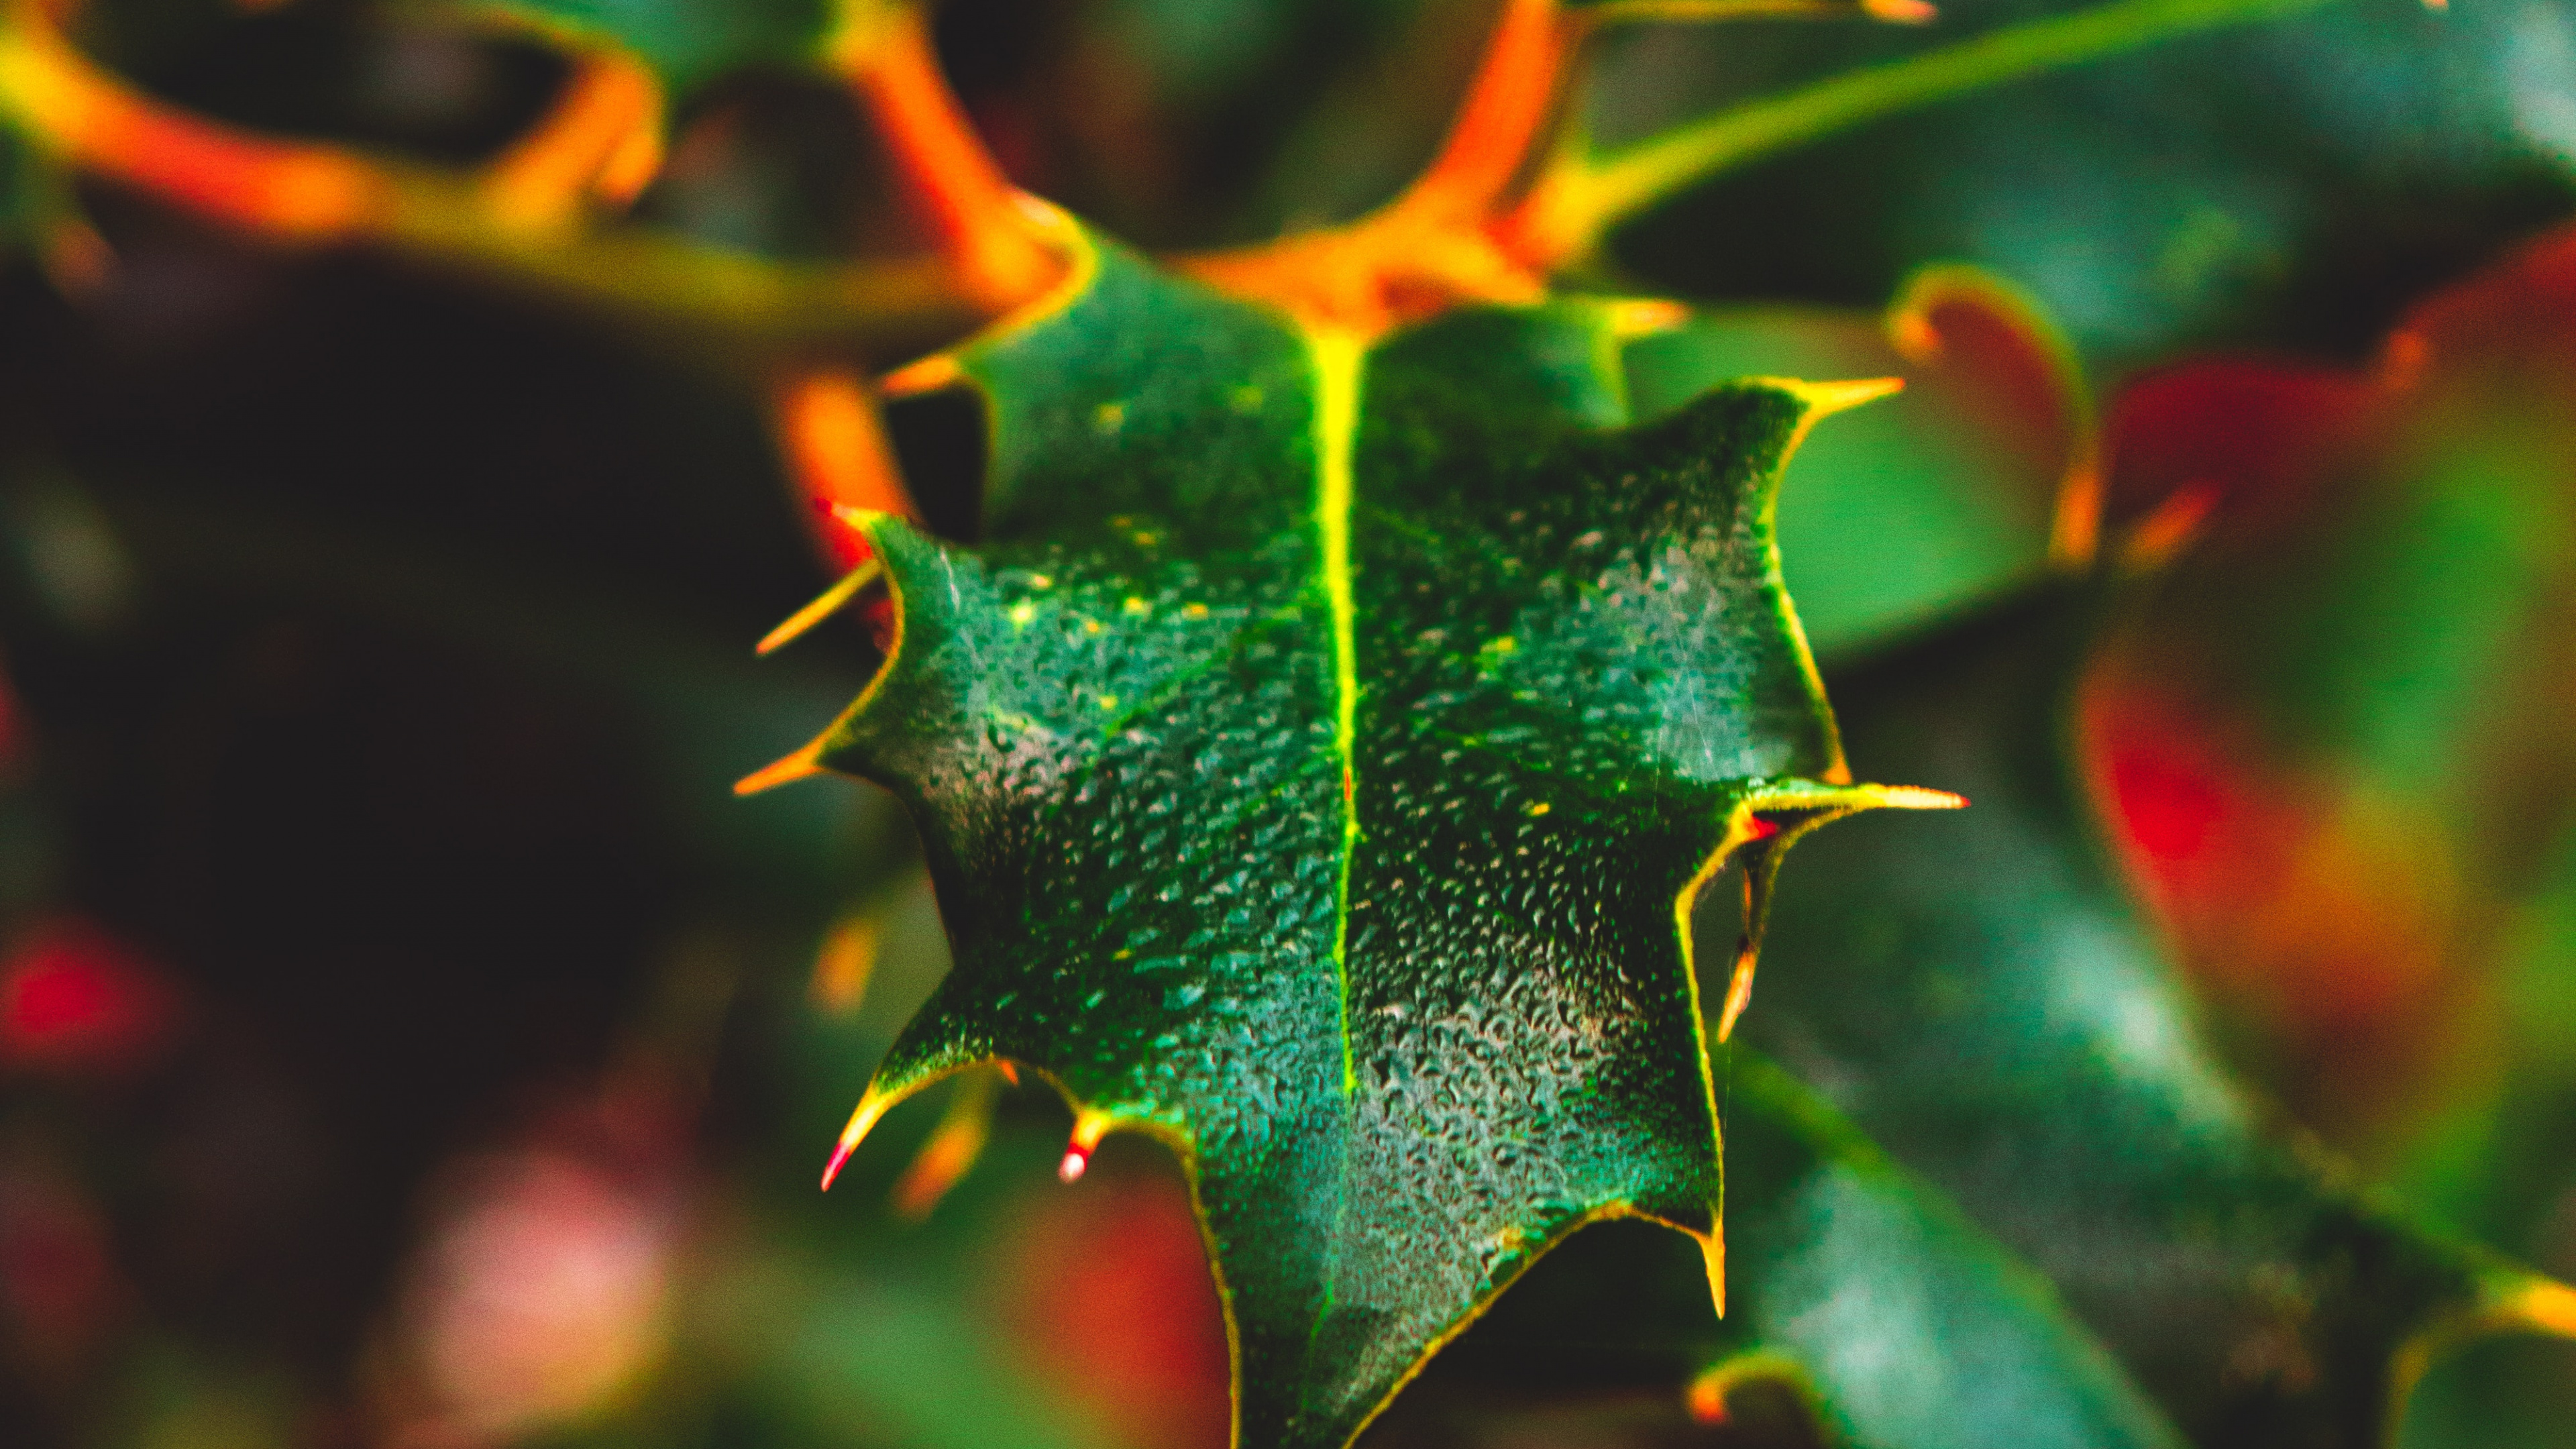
[
  {"x1": 480, "y1": 46, "x2": 665, "y2": 229},
  {"x1": 1523, "y1": 0, "x2": 2345, "y2": 261},
  {"x1": 1387, "y1": 0, "x2": 1566, "y2": 231},
  {"x1": 771, "y1": 369, "x2": 920, "y2": 567},
  {"x1": 1181, "y1": 0, "x2": 1568, "y2": 333},
  {"x1": 0, "y1": 2, "x2": 985, "y2": 350},
  {"x1": 827, "y1": 0, "x2": 1062, "y2": 313}
]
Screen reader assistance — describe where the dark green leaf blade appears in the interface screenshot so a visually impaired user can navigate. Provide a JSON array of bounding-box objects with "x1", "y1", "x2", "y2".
[
  {"x1": 458, "y1": 0, "x2": 833, "y2": 92},
  {"x1": 784, "y1": 232, "x2": 1939, "y2": 1448},
  {"x1": 1741, "y1": 583, "x2": 2576, "y2": 1446},
  {"x1": 1382, "y1": 1047, "x2": 2188, "y2": 1449}
]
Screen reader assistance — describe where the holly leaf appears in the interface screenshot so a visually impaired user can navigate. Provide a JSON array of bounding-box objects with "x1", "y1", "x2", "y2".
[
  {"x1": 2084, "y1": 221, "x2": 2576, "y2": 1148},
  {"x1": 2077, "y1": 220, "x2": 2576, "y2": 1442},
  {"x1": 1379, "y1": 1047, "x2": 2190, "y2": 1449},
  {"x1": 764, "y1": 227, "x2": 1945, "y2": 1449},
  {"x1": 1741, "y1": 582, "x2": 2576, "y2": 1446},
  {"x1": 1599, "y1": 0, "x2": 2576, "y2": 366},
  {"x1": 1623, "y1": 265, "x2": 2094, "y2": 655}
]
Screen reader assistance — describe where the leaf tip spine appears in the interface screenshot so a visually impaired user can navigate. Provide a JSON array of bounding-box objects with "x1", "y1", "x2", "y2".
[
  {"x1": 810, "y1": 909, "x2": 880, "y2": 1014},
  {"x1": 773, "y1": 371, "x2": 920, "y2": 545},
  {"x1": 2506, "y1": 1275, "x2": 2576, "y2": 1338},
  {"x1": 1058, "y1": 1109, "x2": 1115, "y2": 1183},
  {"x1": 822, "y1": 1087, "x2": 895, "y2": 1191},
  {"x1": 1715, "y1": 936, "x2": 1760, "y2": 1041},
  {"x1": 1872, "y1": 784, "x2": 1967, "y2": 811},
  {"x1": 1699, "y1": 1226, "x2": 1727, "y2": 1318},
  {"x1": 757, "y1": 557, "x2": 883, "y2": 654},
  {"x1": 881, "y1": 352, "x2": 965, "y2": 398},
  {"x1": 1784, "y1": 375, "x2": 1906, "y2": 419},
  {"x1": 2116, "y1": 479, "x2": 2218, "y2": 574},
  {"x1": 829, "y1": 1, "x2": 1063, "y2": 313},
  {"x1": 1604, "y1": 297, "x2": 1693, "y2": 338},
  {"x1": 735, "y1": 741, "x2": 827, "y2": 796}
]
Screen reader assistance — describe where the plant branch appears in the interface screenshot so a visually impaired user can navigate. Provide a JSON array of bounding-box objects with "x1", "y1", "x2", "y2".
[
  {"x1": 1179, "y1": 0, "x2": 1571, "y2": 334},
  {"x1": 1183, "y1": 0, "x2": 1923, "y2": 331},
  {"x1": 824, "y1": 0, "x2": 1064, "y2": 313},
  {"x1": 1523, "y1": 0, "x2": 2346, "y2": 260},
  {"x1": 0, "y1": 0, "x2": 988, "y2": 351},
  {"x1": 480, "y1": 44, "x2": 665, "y2": 229},
  {"x1": 1582, "y1": 0, "x2": 1933, "y2": 28}
]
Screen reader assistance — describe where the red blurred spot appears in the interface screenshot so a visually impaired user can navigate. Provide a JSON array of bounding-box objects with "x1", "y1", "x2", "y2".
[
  {"x1": 2079, "y1": 669, "x2": 2463, "y2": 1140},
  {"x1": 0, "y1": 918, "x2": 174, "y2": 1074},
  {"x1": 990, "y1": 1145, "x2": 1230, "y2": 1449},
  {"x1": 378, "y1": 1069, "x2": 694, "y2": 1446},
  {"x1": 2099, "y1": 726, "x2": 2229, "y2": 871},
  {"x1": 2102, "y1": 362, "x2": 2371, "y2": 534},
  {"x1": 0, "y1": 677, "x2": 22, "y2": 773}
]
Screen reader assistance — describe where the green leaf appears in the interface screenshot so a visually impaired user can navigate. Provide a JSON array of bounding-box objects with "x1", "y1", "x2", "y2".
[
  {"x1": 1740, "y1": 582, "x2": 2576, "y2": 1446},
  {"x1": 2080, "y1": 227, "x2": 2576, "y2": 1155},
  {"x1": 2073, "y1": 226, "x2": 2576, "y2": 1444},
  {"x1": 1598, "y1": 0, "x2": 2576, "y2": 365},
  {"x1": 452, "y1": 0, "x2": 833, "y2": 91},
  {"x1": 777, "y1": 228, "x2": 1939, "y2": 1449},
  {"x1": 1390, "y1": 1047, "x2": 2190, "y2": 1449},
  {"x1": 1623, "y1": 266, "x2": 2091, "y2": 655}
]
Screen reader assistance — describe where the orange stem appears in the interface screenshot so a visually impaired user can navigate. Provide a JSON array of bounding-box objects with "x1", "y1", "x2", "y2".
[
  {"x1": 0, "y1": 5, "x2": 985, "y2": 346},
  {"x1": 835, "y1": 5, "x2": 1059, "y2": 313},
  {"x1": 772, "y1": 368, "x2": 919, "y2": 567},
  {"x1": 1389, "y1": 0, "x2": 1570, "y2": 228},
  {"x1": 0, "y1": 15, "x2": 380, "y2": 238},
  {"x1": 1177, "y1": 0, "x2": 1570, "y2": 333},
  {"x1": 481, "y1": 47, "x2": 665, "y2": 229}
]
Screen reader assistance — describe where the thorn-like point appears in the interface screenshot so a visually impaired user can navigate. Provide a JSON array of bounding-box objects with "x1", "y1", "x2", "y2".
[
  {"x1": 1717, "y1": 938, "x2": 1760, "y2": 1041},
  {"x1": 821, "y1": 1138, "x2": 857, "y2": 1191},
  {"x1": 735, "y1": 743, "x2": 826, "y2": 796},
  {"x1": 835, "y1": 3, "x2": 1063, "y2": 313},
  {"x1": 2509, "y1": 1277, "x2": 2576, "y2": 1337},
  {"x1": 809, "y1": 909, "x2": 879, "y2": 1015},
  {"x1": 821, "y1": 1091, "x2": 892, "y2": 1191},
  {"x1": 881, "y1": 353, "x2": 965, "y2": 398},
  {"x1": 1792, "y1": 376, "x2": 1907, "y2": 417},
  {"x1": 1875, "y1": 785, "x2": 1968, "y2": 811},
  {"x1": 1686, "y1": 1370, "x2": 1729, "y2": 1426},
  {"x1": 775, "y1": 372, "x2": 916, "y2": 555},
  {"x1": 2120, "y1": 481, "x2": 2218, "y2": 573},
  {"x1": 1606, "y1": 298, "x2": 1693, "y2": 338},
  {"x1": 757, "y1": 558, "x2": 883, "y2": 655},
  {"x1": 1700, "y1": 1228, "x2": 1727, "y2": 1318},
  {"x1": 891, "y1": 1069, "x2": 1001, "y2": 1220},
  {"x1": 1059, "y1": 1108, "x2": 1114, "y2": 1182}
]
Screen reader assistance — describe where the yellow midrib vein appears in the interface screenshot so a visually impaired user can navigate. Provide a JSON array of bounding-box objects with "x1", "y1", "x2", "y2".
[{"x1": 1309, "y1": 327, "x2": 1365, "y2": 1097}]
